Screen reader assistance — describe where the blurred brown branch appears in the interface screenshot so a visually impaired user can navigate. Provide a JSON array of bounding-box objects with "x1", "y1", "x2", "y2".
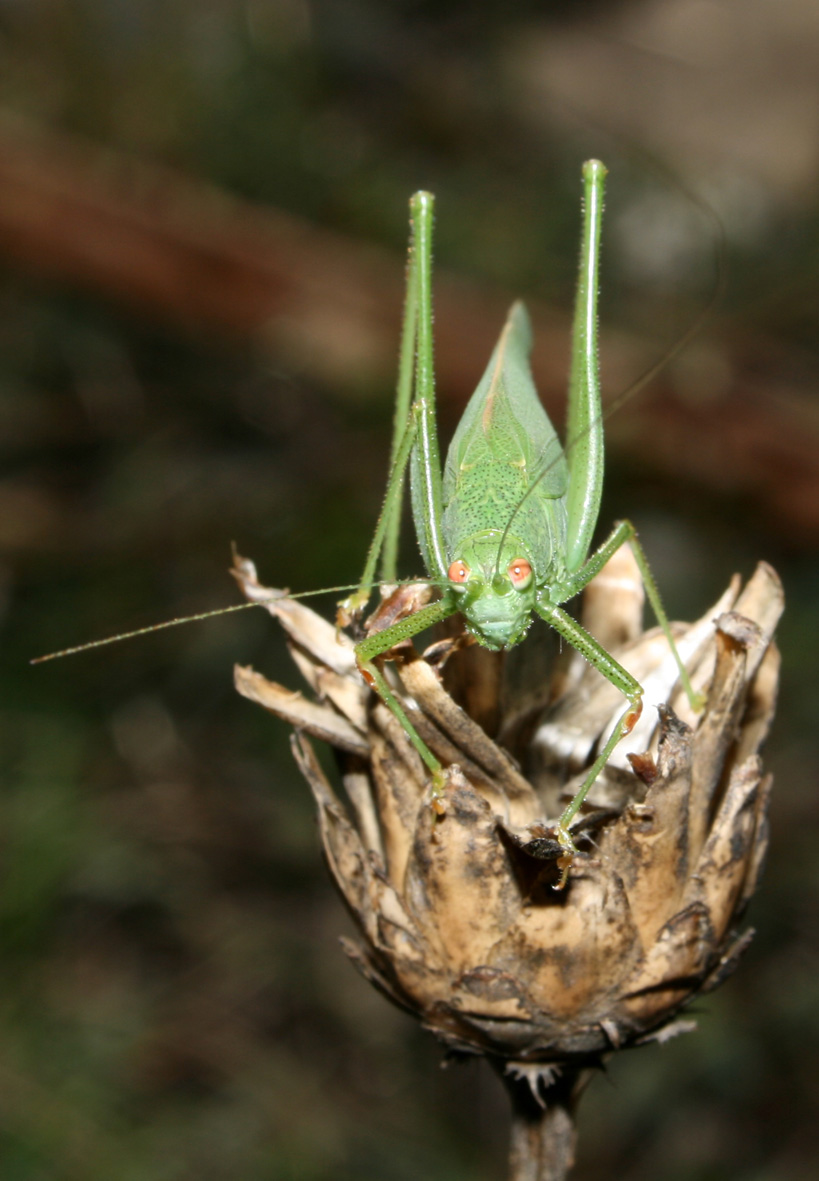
[{"x1": 0, "y1": 112, "x2": 817, "y2": 542}]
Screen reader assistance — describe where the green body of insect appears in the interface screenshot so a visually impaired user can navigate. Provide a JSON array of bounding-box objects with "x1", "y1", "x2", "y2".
[
  {"x1": 434, "y1": 300, "x2": 568, "y2": 647},
  {"x1": 342, "y1": 160, "x2": 703, "y2": 881}
]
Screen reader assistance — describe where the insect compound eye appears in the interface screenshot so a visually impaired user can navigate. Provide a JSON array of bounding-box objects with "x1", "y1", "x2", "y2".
[
  {"x1": 507, "y1": 558, "x2": 533, "y2": 590},
  {"x1": 447, "y1": 559, "x2": 471, "y2": 584}
]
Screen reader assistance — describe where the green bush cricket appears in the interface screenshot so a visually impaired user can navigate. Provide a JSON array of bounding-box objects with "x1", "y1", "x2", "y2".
[
  {"x1": 34, "y1": 160, "x2": 706, "y2": 886},
  {"x1": 339, "y1": 160, "x2": 704, "y2": 884}
]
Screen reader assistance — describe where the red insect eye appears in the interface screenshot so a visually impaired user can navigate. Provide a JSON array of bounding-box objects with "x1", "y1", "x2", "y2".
[
  {"x1": 448, "y1": 560, "x2": 470, "y2": 584},
  {"x1": 508, "y1": 558, "x2": 533, "y2": 589}
]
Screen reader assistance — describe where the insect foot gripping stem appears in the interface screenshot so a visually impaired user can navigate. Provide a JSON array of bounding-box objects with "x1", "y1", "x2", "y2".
[{"x1": 237, "y1": 557, "x2": 783, "y2": 1079}]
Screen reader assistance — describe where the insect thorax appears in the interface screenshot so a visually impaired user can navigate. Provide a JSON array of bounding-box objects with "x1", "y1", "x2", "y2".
[{"x1": 442, "y1": 461, "x2": 568, "y2": 586}]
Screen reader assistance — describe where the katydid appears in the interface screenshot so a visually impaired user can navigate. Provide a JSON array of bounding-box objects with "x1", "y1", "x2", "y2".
[
  {"x1": 32, "y1": 160, "x2": 706, "y2": 883},
  {"x1": 340, "y1": 160, "x2": 704, "y2": 878}
]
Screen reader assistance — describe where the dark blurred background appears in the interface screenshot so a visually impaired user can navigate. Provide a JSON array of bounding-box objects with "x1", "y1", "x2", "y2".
[{"x1": 2, "y1": 2, "x2": 818, "y2": 1178}]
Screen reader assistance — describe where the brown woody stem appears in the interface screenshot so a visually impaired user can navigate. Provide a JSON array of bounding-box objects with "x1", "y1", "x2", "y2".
[{"x1": 500, "y1": 1065, "x2": 589, "y2": 1181}]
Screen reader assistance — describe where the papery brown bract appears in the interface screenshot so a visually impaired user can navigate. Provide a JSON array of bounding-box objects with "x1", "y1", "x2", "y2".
[
  {"x1": 234, "y1": 548, "x2": 780, "y2": 1063},
  {"x1": 234, "y1": 547, "x2": 781, "y2": 1175}
]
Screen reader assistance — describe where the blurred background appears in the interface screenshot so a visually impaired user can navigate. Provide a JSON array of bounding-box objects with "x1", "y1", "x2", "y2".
[{"x1": 2, "y1": 1, "x2": 818, "y2": 1178}]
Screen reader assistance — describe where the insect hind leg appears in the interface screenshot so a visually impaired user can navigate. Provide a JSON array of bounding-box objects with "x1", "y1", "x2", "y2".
[{"x1": 534, "y1": 600, "x2": 643, "y2": 887}]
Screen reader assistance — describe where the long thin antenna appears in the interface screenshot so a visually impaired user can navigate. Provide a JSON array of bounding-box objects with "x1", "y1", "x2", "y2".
[{"x1": 30, "y1": 581, "x2": 375, "y2": 664}]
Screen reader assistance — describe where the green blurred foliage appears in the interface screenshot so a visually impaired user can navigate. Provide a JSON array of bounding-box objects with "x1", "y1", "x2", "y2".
[{"x1": 1, "y1": 2, "x2": 818, "y2": 1178}]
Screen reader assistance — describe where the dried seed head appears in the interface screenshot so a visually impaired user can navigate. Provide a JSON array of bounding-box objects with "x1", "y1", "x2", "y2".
[{"x1": 234, "y1": 548, "x2": 782, "y2": 1071}]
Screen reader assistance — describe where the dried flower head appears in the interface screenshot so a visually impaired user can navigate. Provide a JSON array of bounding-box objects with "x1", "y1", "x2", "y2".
[{"x1": 233, "y1": 547, "x2": 782, "y2": 1171}]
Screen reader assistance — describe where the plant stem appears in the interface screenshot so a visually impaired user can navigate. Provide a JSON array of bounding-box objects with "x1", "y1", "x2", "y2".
[{"x1": 500, "y1": 1065, "x2": 589, "y2": 1181}]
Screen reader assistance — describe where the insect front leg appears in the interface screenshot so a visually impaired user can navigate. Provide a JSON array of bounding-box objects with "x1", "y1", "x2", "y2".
[
  {"x1": 355, "y1": 596, "x2": 458, "y2": 812},
  {"x1": 535, "y1": 601, "x2": 643, "y2": 887}
]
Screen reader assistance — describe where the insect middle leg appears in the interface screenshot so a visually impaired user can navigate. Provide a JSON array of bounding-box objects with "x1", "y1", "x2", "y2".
[
  {"x1": 536, "y1": 601, "x2": 643, "y2": 884},
  {"x1": 560, "y1": 519, "x2": 706, "y2": 712}
]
